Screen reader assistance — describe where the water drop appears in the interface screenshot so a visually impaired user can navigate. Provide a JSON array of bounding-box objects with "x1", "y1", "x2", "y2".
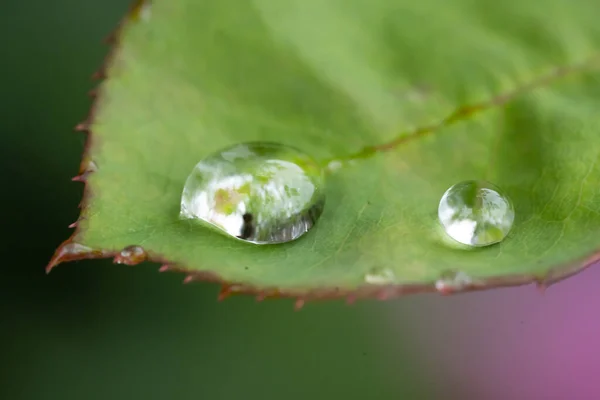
[
  {"x1": 435, "y1": 270, "x2": 473, "y2": 293},
  {"x1": 131, "y1": 0, "x2": 152, "y2": 22},
  {"x1": 46, "y1": 242, "x2": 111, "y2": 273},
  {"x1": 113, "y1": 245, "x2": 147, "y2": 265},
  {"x1": 139, "y1": 1, "x2": 151, "y2": 21},
  {"x1": 364, "y1": 267, "x2": 396, "y2": 285},
  {"x1": 438, "y1": 180, "x2": 514, "y2": 247},
  {"x1": 180, "y1": 142, "x2": 325, "y2": 244},
  {"x1": 326, "y1": 159, "x2": 343, "y2": 172}
]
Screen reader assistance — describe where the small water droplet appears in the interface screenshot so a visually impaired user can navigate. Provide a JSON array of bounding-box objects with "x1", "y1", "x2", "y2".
[
  {"x1": 438, "y1": 180, "x2": 514, "y2": 247},
  {"x1": 139, "y1": 2, "x2": 151, "y2": 21},
  {"x1": 326, "y1": 159, "x2": 343, "y2": 172},
  {"x1": 364, "y1": 267, "x2": 396, "y2": 285},
  {"x1": 131, "y1": 0, "x2": 152, "y2": 22},
  {"x1": 435, "y1": 270, "x2": 473, "y2": 293},
  {"x1": 80, "y1": 159, "x2": 98, "y2": 175},
  {"x1": 113, "y1": 245, "x2": 146, "y2": 265},
  {"x1": 46, "y1": 242, "x2": 109, "y2": 273},
  {"x1": 180, "y1": 142, "x2": 326, "y2": 244}
]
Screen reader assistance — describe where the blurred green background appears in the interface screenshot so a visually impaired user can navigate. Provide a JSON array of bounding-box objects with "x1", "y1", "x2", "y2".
[{"x1": 3, "y1": 1, "x2": 600, "y2": 399}]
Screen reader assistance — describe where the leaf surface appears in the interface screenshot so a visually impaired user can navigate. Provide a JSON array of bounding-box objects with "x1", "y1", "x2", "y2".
[{"x1": 50, "y1": 0, "x2": 600, "y2": 299}]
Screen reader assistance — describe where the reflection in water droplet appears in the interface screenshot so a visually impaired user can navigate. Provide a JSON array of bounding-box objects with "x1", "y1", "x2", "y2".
[
  {"x1": 180, "y1": 142, "x2": 325, "y2": 244},
  {"x1": 435, "y1": 270, "x2": 473, "y2": 293},
  {"x1": 438, "y1": 180, "x2": 514, "y2": 247},
  {"x1": 364, "y1": 267, "x2": 396, "y2": 285}
]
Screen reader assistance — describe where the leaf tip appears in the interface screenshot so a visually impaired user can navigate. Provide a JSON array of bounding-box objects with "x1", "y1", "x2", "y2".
[{"x1": 46, "y1": 241, "x2": 100, "y2": 273}]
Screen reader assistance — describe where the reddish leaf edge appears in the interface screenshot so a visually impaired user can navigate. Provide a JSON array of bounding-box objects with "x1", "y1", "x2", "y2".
[
  {"x1": 46, "y1": 238, "x2": 600, "y2": 309},
  {"x1": 48, "y1": 0, "x2": 600, "y2": 309}
]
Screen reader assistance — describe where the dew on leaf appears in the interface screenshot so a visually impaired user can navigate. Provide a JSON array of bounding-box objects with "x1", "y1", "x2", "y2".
[
  {"x1": 113, "y1": 245, "x2": 147, "y2": 265},
  {"x1": 131, "y1": 0, "x2": 152, "y2": 22},
  {"x1": 325, "y1": 159, "x2": 343, "y2": 172},
  {"x1": 438, "y1": 180, "x2": 515, "y2": 247},
  {"x1": 140, "y1": 3, "x2": 151, "y2": 21},
  {"x1": 364, "y1": 267, "x2": 396, "y2": 285},
  {"x1": 180, "y1": 142, "x2": 325, "y2": 244},
  {"x1": 435, "y1": 269, "x2": 474, "y2": 293}
]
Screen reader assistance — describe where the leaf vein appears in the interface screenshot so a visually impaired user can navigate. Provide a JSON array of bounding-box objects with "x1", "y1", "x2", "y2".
[{"x1": 326, "y1": 55, "x2": 600, "y2": 168}]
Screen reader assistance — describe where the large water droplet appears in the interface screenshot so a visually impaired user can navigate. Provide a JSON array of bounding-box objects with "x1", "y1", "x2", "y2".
[
  {"x1": 438, "y1": 180, "x2": 514, "y2": 247},
  {"x1": 180, "y1": 142, "x2": 325, "y2": 244}
]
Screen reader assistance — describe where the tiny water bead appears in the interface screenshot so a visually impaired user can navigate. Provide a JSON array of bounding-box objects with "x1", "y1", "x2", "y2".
[
  {"x1": 113, "y1": 245, "x2": 147, "y2": 265},
  {"x1": 180, "y1": 142, "x2": 326, "y2": 244},
  {"x1": 438, "y1": 180, "x2": 515, "y2": 247},
  {"x1": 435, "y1": 270, "x2": 474, "y2": 293},
  {"x1": 364, "y1": 267, "x2": 397, "y2": 285}
]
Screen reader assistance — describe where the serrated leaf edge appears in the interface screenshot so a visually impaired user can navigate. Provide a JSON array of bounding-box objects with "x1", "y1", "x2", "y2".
[{"x1": 48, "y1": 0, "x2": 600, "y2": 307}]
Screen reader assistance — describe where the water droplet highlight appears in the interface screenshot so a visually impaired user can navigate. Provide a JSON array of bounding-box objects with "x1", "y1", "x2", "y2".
[
  {"x1": 364, "y1": 267, "x2": 396, "y2": 285},
  {"x1": 435, "y1": 270, "x2": 473, "y2": 294},
  {"x1": 438, "y1": 180, "x2": 514, "y2": 247},
  {"x1": 46, "y1": 242, "x2": 109, "y2": 273},
  {"x1": 131, "y1": 0, "x2": 152, "y2": 22},
  {"x1": 326, "y1": 159, "x2": 343, "y2": 172},
  {"x1": 180, "y1": 142, "x2": 325, "y2": 244},
  {"x1": 139, "y1": 1, "x2": 151, "y2": 21},
  {"x1": 113, "y1": 245, "x2": 147, "y2": 265}
]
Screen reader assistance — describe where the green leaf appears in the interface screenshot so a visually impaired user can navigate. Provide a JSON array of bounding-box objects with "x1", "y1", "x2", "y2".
[{"x1": 49, "y1": 0, "x2": 600, "y2": 301}]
